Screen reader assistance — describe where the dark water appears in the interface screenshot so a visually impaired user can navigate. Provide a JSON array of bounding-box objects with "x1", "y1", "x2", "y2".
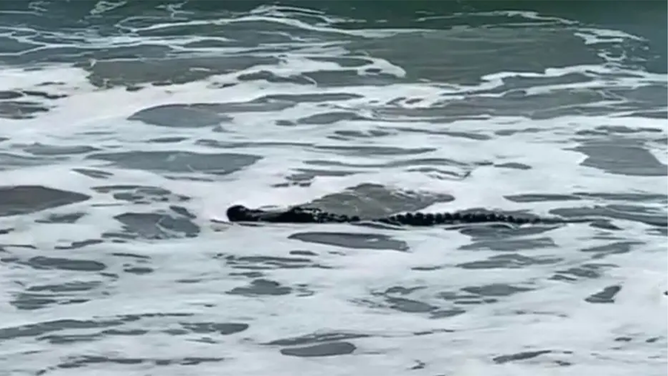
[{"x1": 0, "y1": 1, "x2": 666, "y2": 375}]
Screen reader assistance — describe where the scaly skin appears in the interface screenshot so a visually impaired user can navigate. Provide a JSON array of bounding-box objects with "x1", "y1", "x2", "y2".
[{"x1": 226, "y1": 204, "x2": 565, "y2": 226}]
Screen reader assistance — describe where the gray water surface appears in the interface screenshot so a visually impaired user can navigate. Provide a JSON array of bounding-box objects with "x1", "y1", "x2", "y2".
[{"x1": 0, "y1": 1, "x2": 666, "y2": 375}]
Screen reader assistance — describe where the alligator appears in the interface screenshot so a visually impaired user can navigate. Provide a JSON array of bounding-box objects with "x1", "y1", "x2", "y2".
[{"x1": 226, "y1": 204, "x2": 602, "y2": 227}]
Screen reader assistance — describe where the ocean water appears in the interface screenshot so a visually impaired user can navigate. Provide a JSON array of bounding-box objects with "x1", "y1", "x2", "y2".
[{"x1": 0, "y1": 1, "x2": 666, "y2": 375}]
